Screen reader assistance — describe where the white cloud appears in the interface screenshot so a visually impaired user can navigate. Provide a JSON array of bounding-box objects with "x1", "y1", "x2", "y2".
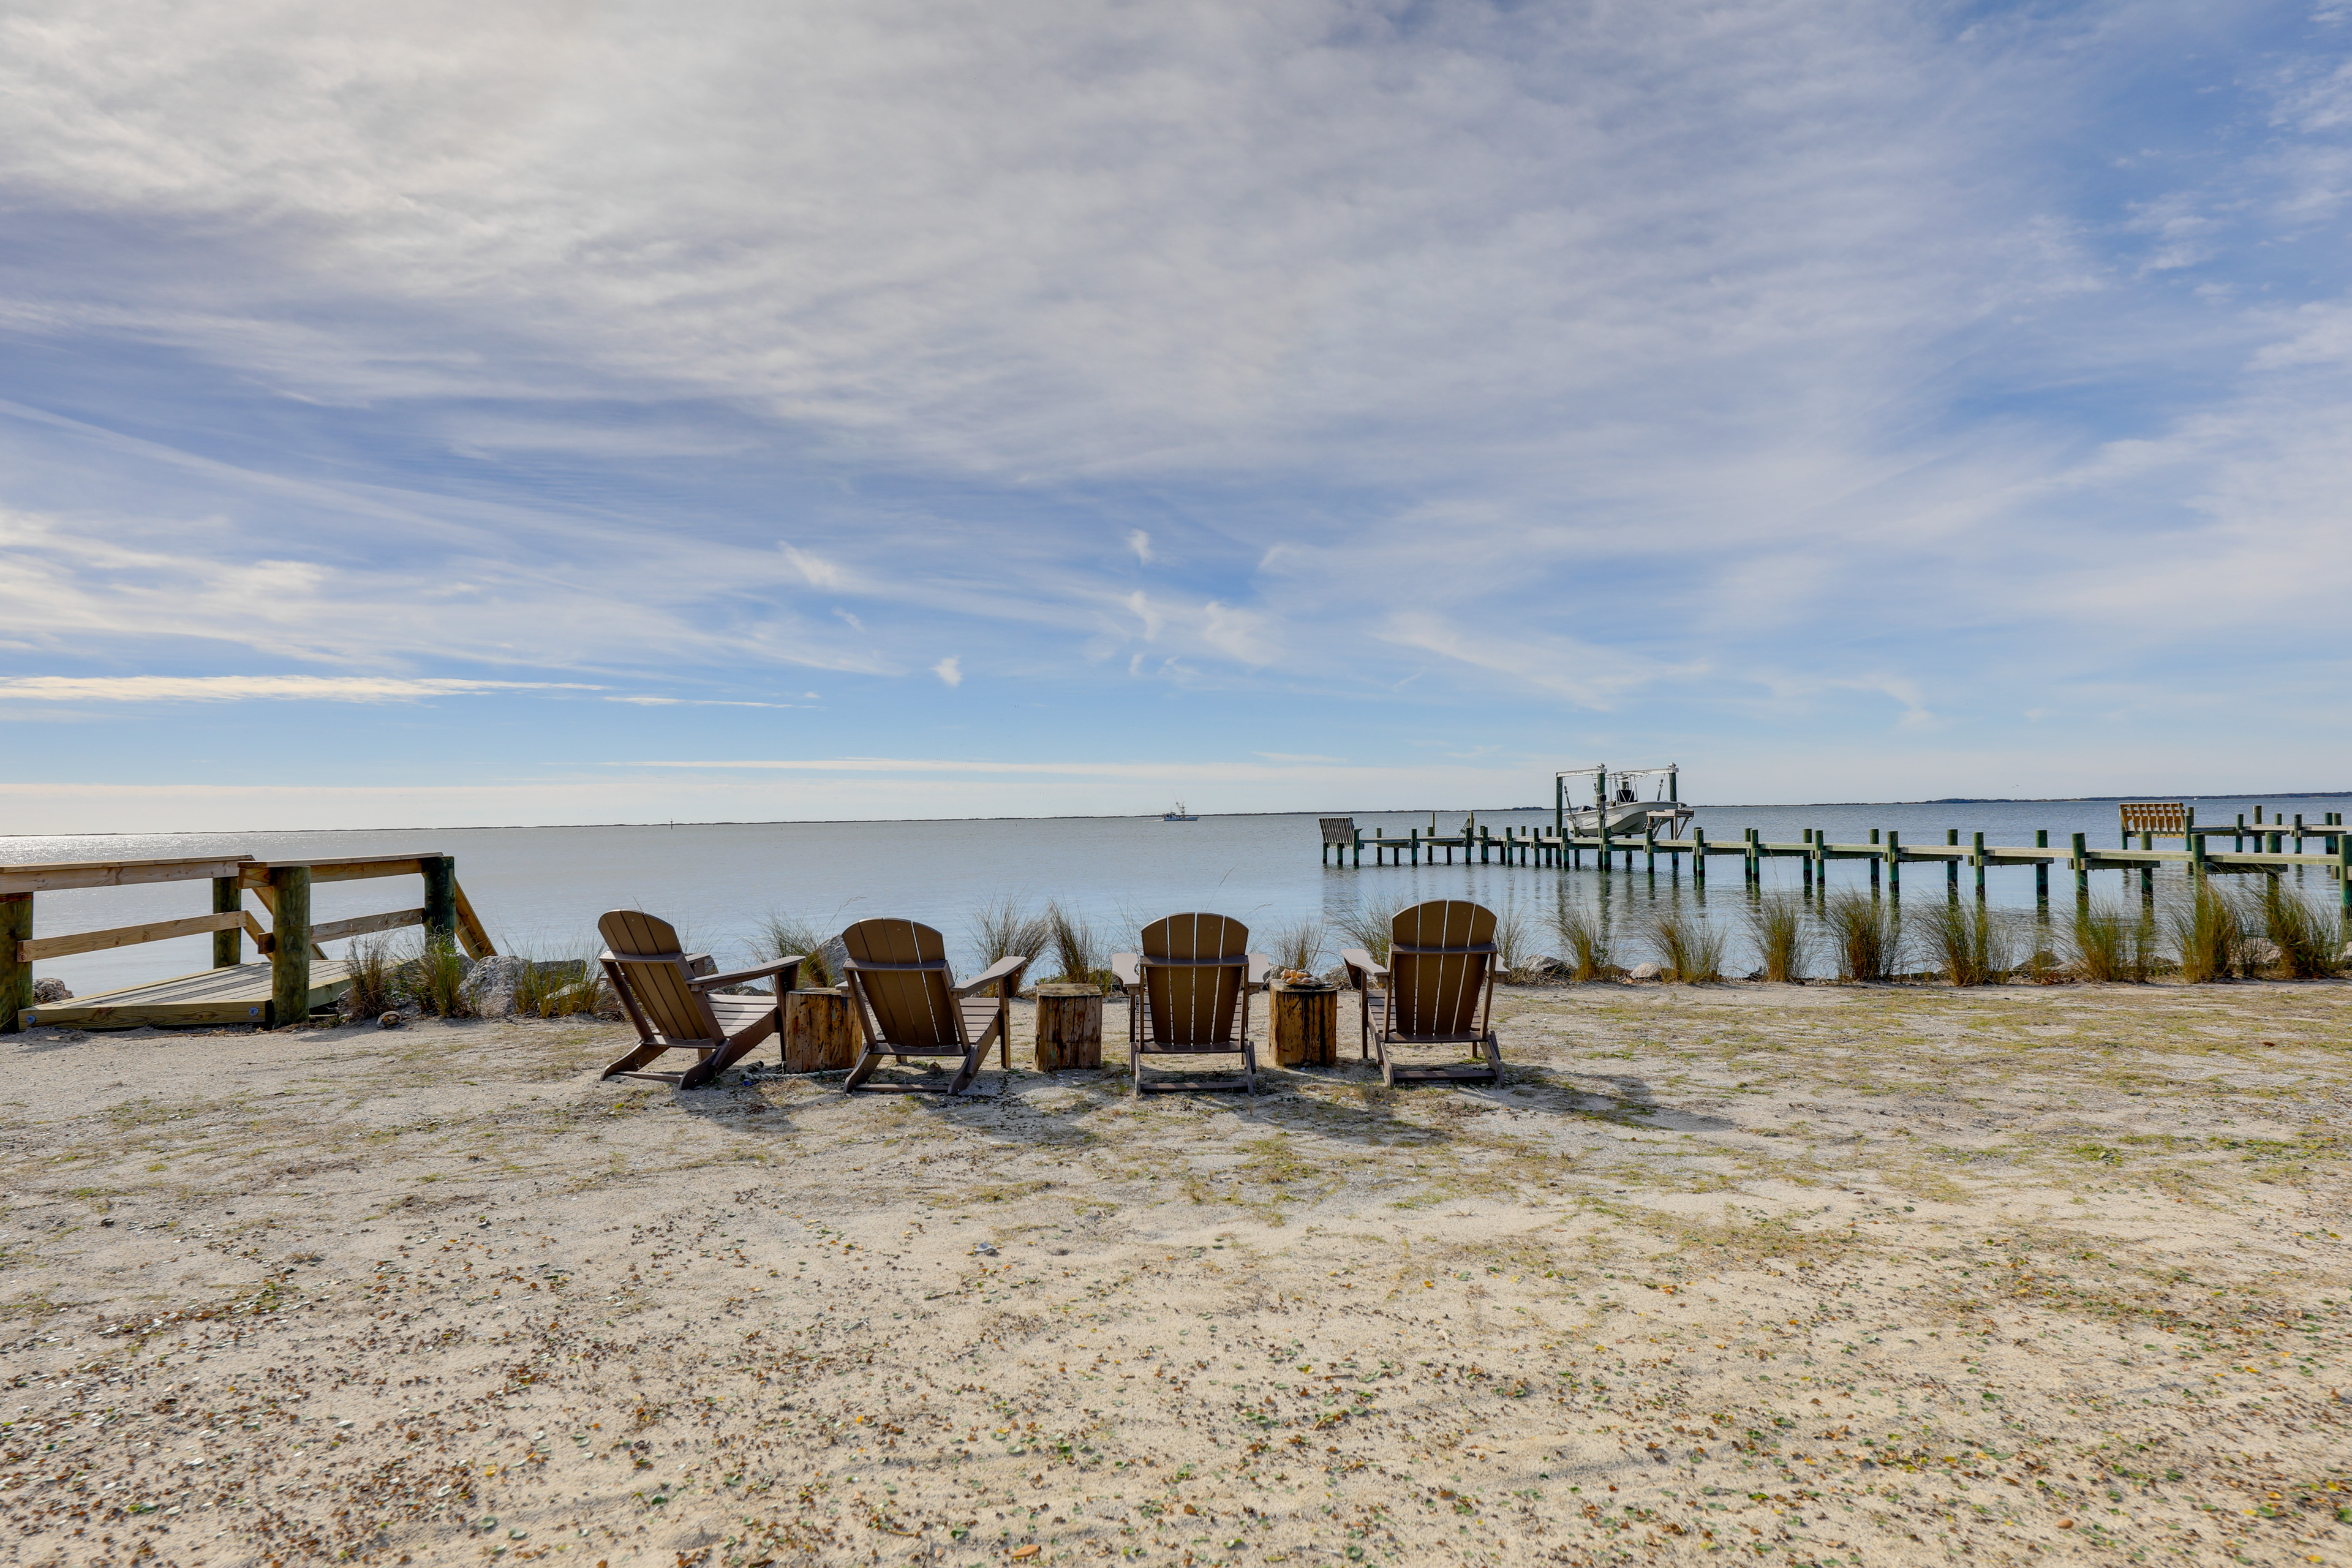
[
  {"x1": 1126, "y1": 529, "x2": 1153, "y2": 564},
  {"x1": 780, "y1": 545, "x2": 849, "y2": 590},
  {"x1": 0, "y1": 674, "x2": 597, "y2": 703},
  {"x1": 931, "y1": 655, "x2": 963, "y2": 687}
]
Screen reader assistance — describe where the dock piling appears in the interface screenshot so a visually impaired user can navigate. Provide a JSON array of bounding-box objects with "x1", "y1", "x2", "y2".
[
  {"x1": 213, "y1": 875, "x2": 242, "y2": 968},
  {"x1": 1, "y1": 892, "x2": 28, "y2": 1035},
  {"x1": 268, "y1": 865, "x2": 312, "y2": 1029},
  {"x1": 1972, "y1": 831, "x2": 1986, "y2": 900},
  {"x1": 2035, "y1": 831, "x2": 2049, "y2": 908}
]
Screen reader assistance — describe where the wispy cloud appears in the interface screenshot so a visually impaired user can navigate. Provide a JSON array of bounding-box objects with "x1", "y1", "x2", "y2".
[
  {"x1": 0, "y1": 675, "x2": 598, "y2": 703},
  {"x1": 931, "y1": 655, "x2": 963, "y2": 688}
]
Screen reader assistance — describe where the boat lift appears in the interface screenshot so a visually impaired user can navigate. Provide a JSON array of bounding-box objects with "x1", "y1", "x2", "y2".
[{"x1": 1555, "y1": 764, "x2": 1694, "y2": 840}]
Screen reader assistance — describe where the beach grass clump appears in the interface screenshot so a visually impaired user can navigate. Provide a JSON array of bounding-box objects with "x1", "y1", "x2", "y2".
[
  {"x1": 1550, "y1": 897, "x2": 1613, "y2": 982},
  {"x1": 1928, "y1": 900, "x2": 2015, "y2": 986},
  {"x1": 1269, "y1": 918, "x2": 1326, "y2": 976},
  {"x1": 1044, "y1": 901, "x2": 1113, "y2": 987},
  {"x1": 414, "y1": 935, "x2": 474, "y2": 1018},
  {"x1": 2168, "y1": 881, "x2": 2243, "y2": 983},
  {"x1": 341, "y1": 935, "x2": 402, "y2": 1016},
  {"x1": 969, "y1": 897, "x2": 1051, "y2": 969},
  {"x1": 2067, "y1": 900, "x2": 2155, "y2": 984},
  {"x1": 1743, "y1": 894, "x2": 1807, "y2": 982},
  {"x1": 1333, "y1": 901, "x2": 1404, "y2": 967},
  {"x1": 2258, "y1": 878, "x2": 2342, "y2": 979},
  {"x1": 1491, "y1": 904, "x2": 1537, "y2": 981},
  {"x1": 512, "y1": 954, "x2": 604, "y2": 1017},
  {"x1": 755, "y1": 913, "x2": 838, "y2": 989},
  {"x1": 1641, "y1": 905, "x2": 1725, "y2": 983},
  {"x1": 1824, "y1": 889, "x2": 1899, "y2": 983}
]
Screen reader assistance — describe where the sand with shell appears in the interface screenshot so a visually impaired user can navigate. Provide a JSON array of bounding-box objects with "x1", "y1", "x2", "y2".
[{"x1": 4, "y1": 978, "x2": 2350, "y2": 1567}]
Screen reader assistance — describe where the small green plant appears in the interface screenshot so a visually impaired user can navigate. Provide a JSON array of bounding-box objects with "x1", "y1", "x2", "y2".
[
  {"x1": 1743, "y1": 894, "x2": 1806, "y2": 982},
  {"x1": 342, "y1": 934, "x2": 401, "y2": 1016},
  {"x1": 756, "y1": 913, "x2": 838, "y2": 989},
  {"x1": 1550, "y1": 897, "x2": 1613, "y2": 982},
  {"x1": 1268, "y1": 918, "x2": 1326, "y2": 976},
  {"x1": 1824, "y1": 889, "x2": 1899, "y2": 983},
  {"x1": 2168, "y1": 880, "x2": 2242, "y2": 983},
  {"x1": 415, "y1": 935, "x2": 473, "y2": 1018},
  {"x1": 1641, "y1": 906, "x2": 1725, "y2": 983},
  {"x1": 2068, "y1": 900, "x2": 2154, "y2": 983},
  {"x1": 2258, "y1": 879, "x2": 2342, "y2": 979},
  {"x1": 1928, "y1": 900, "x2": 2015, "y2": 986},
  {"x1": 968, "y1": 897, "x2": 1050, "y2": 970}
]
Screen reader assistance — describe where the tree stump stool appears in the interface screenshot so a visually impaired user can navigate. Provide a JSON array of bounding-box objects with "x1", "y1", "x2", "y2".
[
  {"x1": 1270, "y1": 981, "x2": 1338, "y2": 1068},
  {"x1": 1033, "y1": 982, "x2": 1104, "y2": 1071},
  {"x1": 783, "y1": 987, "x2": 856, "y2": 1072}
]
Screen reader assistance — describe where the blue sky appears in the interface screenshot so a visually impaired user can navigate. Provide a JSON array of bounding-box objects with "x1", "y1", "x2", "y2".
[{"x1": 2, "y1": 0, "x2": 2348, "y2": 833}]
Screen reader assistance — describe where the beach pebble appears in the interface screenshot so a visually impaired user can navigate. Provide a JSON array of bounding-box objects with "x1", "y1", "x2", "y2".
[
  {"x1": 1629, "y1": 962, "x2": 1664, "y2": 981},
  {"x1": 32, "y1": 978, "x2": 72, "y2": 1003},
  {"x1": 380, "y1": 1011, "x2": 403, "y2": 1029},
  {"x1": 973, "y1": 1242, "x2": 998, "y2": 1256}
]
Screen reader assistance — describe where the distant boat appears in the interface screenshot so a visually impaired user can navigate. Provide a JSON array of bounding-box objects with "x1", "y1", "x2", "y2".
[
  {"x1": 1556, "y1": 763, "x2": 1694, "y2": 838},
  {"x1": 1161, "y1": 801, "x2": 1199, "y2": 822}
]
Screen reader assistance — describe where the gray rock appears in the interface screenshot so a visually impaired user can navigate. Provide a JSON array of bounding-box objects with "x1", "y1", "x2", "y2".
[
  {"x1": 1523, "y1": 954, "x2": 1573, "y2": 981},
  {"x1": 31, "y1": 978, "x2": 72, "y2": 1003},
  {"x1": 815, "y1": 936, "x2": 848, "y2": 983},
  {"x1": 1317, "y1": 964, "x2": 1355, "y2": 988},
  {"x1": 1629, "y1": 961, "x2": 1664, "y2": 981}
]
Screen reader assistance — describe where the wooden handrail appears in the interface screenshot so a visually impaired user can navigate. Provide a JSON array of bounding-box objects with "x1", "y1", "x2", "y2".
[
  {"x1": 238, "y1": 856, "x2": 438, "y2": 889},
  {"x1": 18, "y1": 910, "x2": 250, "y2": 963},
  {"x1": 0, "y1": 857, "x2": 251, "y2": 895},
  {"x1": 255, "y1": 908, "x2": 426, "y2": 956}
]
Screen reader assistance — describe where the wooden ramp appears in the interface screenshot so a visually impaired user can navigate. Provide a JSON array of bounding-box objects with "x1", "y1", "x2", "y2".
[{"x1": 23, "y1": 961, "x2": 354, "y2": 1030}]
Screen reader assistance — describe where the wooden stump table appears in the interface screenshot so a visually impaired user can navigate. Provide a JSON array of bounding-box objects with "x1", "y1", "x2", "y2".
[
  {"x1": 1033, "y1": 982, "x2": 1104, "y2": 1071},
  {"x1": 783, "y1": 987, "x2": 856, "y2": 1072},
  {"x1": 1270, "y1": 981, "x2": 1338, "y2": 1068}
]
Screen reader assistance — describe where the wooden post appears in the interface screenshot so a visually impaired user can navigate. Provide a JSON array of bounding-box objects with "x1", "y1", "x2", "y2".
[
  {"x1": 1033, "y1": 982, "x2": 1104, "y2": 1071},
  {"x1": 212, "y1": 875, "x2": 243, "y2": 968},
  {"x1": 1886, "y1": 829, "x2": 1901, "y2": 895},
  {"x1": 2339, "y1": 832, "x2": 2351, "y2": 916},
  {"x1": 1744, "y1": 827, "x2": 1760, "y2": 884},
  {"x1": 421, "y1": 856, "x2": 458, "y2": 946},
  {"x1": 1692, "y1": 826, "x2": 1707, "y2": 885},
  {"x1": 784, "y1": 988, "x2": 857, "y2": 1071},
  {"x1": 268, "y1": 865, "x2": 312, "y2": 1028},
  {"x1": 1813, "y1": 828, "x2": 1827, "y2": 891},
  {"x1": 1868, "y1": 829, "x2": 1881, "y2": 893},
  {"x1": 2234, "y1": 813, "x2": 2245, "y2": 853},
  {"x1": 1270, "y1": 981, "x2": 1338, "y2": 1068},
  {"x1": 2034, "y1": 830, "x2": 2049, "y2": 907},
  {"x1": 1597, "y1": 812, "x2": 1611, "y2": 875},
  {"x1": 1946, "y1": 829, "x2": 1960, "y2": 899},
  {"x1": 2189, "y1": 831, "x2": 2207, "y2": 883},
  {"x1": 2071, "y1": 832, "x2": 2089, "y2": 900},
  {"x1": 1972, "y1": 831, "x2": 1986, "y2": 899},
  {"x1": 0, "y1": 892, "x2": 29, "y2": 1035}
]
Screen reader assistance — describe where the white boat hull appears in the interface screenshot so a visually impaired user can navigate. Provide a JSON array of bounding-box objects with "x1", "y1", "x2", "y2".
[{"x1": 1565, "y1": 802, "x2": 1692, "y2": 837}]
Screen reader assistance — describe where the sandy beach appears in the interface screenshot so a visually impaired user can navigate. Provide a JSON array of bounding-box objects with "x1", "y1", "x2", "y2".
[{"x1": 4, "y1": 979, "x2": 2348, "y2": 1567}]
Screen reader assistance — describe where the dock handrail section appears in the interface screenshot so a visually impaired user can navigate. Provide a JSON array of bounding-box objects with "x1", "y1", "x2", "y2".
[{"x1": 2, "y1": 853, "x2": 494, "y2": 1033}]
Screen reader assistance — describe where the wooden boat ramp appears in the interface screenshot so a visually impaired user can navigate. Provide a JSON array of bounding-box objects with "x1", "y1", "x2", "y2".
[{"x1": 2, "y1": 853, "x2": 494, "y2": 1031}]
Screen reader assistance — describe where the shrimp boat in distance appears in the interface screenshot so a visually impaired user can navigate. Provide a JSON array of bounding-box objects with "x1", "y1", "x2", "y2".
[
  {"x1": 1556, "y1": 764, "x2": 1694, "y2": 839},
  {"x1": 1161, "y1": 801, "x2": 1199, "y2": 822}
]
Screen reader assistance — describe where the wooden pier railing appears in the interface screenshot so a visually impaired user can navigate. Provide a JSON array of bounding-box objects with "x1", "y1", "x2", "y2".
[
  {"x1": 1319, "y1": 811, "x2": 2352, "y2": 911},
  {"x1": 1, "y1": 853, "x2": 494, "y2": 1033}
]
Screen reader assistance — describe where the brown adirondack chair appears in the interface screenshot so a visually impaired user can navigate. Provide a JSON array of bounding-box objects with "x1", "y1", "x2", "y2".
[
  {"x1": 597, "y1": 910, "x2": 802, "y2": 1088},
  {"x1": 1110, "y1": 913, "x2": 1265, "y2": 1096},
  {"x1": 1339, "y1": 899, "x2": 1501, "y2": 1088},
  {"x1": 840, "y1": 918, "x2": 1029, "y2": 1096}
]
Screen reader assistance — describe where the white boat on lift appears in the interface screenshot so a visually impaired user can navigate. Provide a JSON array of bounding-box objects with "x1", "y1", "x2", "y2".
[{"x1": 1555, "y1": 764, "x2": 1694, "y2": 839}]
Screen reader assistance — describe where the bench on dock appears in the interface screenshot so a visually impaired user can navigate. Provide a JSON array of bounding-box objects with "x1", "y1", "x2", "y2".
[{"x1": 2, "y1": 853, "x2": 494, "y2": 1031}]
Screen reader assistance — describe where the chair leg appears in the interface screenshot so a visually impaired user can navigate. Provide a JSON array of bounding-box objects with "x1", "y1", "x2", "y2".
[
  {"x1": 948, "y1": 1042, "x2": 982, "y2": 1097},
  {"x1": 1243, "y1": 1039, "x2": 1256, "y2": 1096},
  {"x1": 844, "y1": 1042, "x2": 884, "y2": 1091}
]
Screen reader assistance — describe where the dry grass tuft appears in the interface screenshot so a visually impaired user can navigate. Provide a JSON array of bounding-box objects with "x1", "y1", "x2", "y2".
[
  {"x1": 2258, "y1": 879, "x2": 2342, "y2": 979},
  {"x1": 1927, "y1": 900, "x2": 2015, "y2": 986},
  {"x1": 1640, "y1": 905, "x2": 1725, "y2": 983},
  {"x1": 1824, "y1": 889, "x2": 1899, "y2": 982},
  {"x1": 970, "y1": 898, "x2": 1051, "y2": 971},
  {"x1": 2168, "y1": 881, "x2": 2241, "y2": 983},
  {"x1": 755, "y1": 913, "x2": 839, "y2": 989},
  {"x1": 1743, "y1": 894, "x2": 1807, "y2": 982},
  {"x1": 1268, "y1": 918, "x2": 1327, "y2": 975},
  {"x1": 2067, "y1": 900, "x2": 2155, "y2": 984},
  {"x1": 1550, "y1": 897, "x2": 1614, "y2": 982}
]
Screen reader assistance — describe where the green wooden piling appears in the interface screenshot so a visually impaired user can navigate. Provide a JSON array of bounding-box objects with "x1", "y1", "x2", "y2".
[
  {"x1": 268, "y1": 865, "x2": 312, "y2": 1029},
  {"x1": 2071, "y1": 832, "x2": 2089, "y2": 900},
  {"x1": 1597, "y1": 813, "x2": 1612, "y2": 875},
  {"x1": 0, "y1": 892, "x2": 29, "y2": 1035},
  {"x1": 1972, "y1": 831, "x2": 1986, "y2": 899},
  {"x1": 1693, "y1": 827, "x2": 1708, "y2": 885},
  {"x1": 2234, "y1": 813, "x2": 2245, "y2": 853},
  {"x1": 213, "y1": 876, "x2": 242, "y2": 968},
  {"x1": 1946, "y1": 829, "x2": 1960, "y2": 899},
  {"x1": 2034, "y1": 830, "x2": 2049, "y2": 906},
  {"x1": 2189, "y1": 831, "x2": 2207, "y2": 883},
  {"x1": 423, "y1": 856, "x2": 458, "y2": 946},
  {"x1": 1886, "y1": 829, "x2": 1901, "y2": 894},
  {"x1": 1868, "y1": 829, "x2": 1881, "y2": 892},
  {"x1": 2340, "y1": 832, "x2": 2351, "y2": 915}
]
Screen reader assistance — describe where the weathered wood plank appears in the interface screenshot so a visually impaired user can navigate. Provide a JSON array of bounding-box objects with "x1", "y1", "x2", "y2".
[
  {"x1": 213, "y1": 875, "x2": 243, "y2": 968},
  {"x1": 239, "y1": 856, "x2": 431, "y2": 888},
  {"x1": 257, "y1": 907, "x2": 425, "y2": 954},
  {"x1": 451, "y1": 878, "x2": 495, "y2": 959},
  {"x1": 23, "y1": 960, "x2": 353, "y2": 1030},
  {"x1": 1, "y1": 892, "x2": 28, "y2": 1035},
  {"x1": 0, "y1": 857, "x2": 249, "y2": 894},
  {"x1": 18, "y1": 910, "x2": 251, "y2": 963},
  {"x1": 269, "y1": 866, "x2": 312, "y2": 1028}
]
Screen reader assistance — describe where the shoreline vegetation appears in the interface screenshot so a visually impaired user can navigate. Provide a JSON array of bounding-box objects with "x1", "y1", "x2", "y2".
[{"x1": 4, "y1": 979, "x2": 2346, "y2": 1566}]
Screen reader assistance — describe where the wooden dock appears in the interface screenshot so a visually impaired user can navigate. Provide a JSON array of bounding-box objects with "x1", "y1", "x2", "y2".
[
  {"x1": 22, "y1": 960, "x2": 355, "y2": 1030},
  {"x1": 1319, "y1": 809, "x2": 2352, "y2": 910}
]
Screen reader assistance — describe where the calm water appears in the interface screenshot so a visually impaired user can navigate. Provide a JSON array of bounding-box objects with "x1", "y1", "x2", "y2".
[{"x1": 9, "y1": 794, "x2": 2348, "y2": 997}]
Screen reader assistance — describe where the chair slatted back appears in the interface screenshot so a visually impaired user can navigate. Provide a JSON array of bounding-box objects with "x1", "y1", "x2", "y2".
[
  {"x1": 1387, "y1": 900, "x2": 1497, "y2": 1040},
  {"x1": 1139, "y1": 913, "x2": 1249, "y2": 1046},
  {"x1": 842, "y1": 919, "x2": 962, "y2": 1050},
  {"x1": 2119, "y1": 801, "x2": 2188, "y2": 837},
  {"x1": 598, "y1": 910, "x2": 721, "y2": 1043},
  {"x1": 1319, "y1": 816, "x2": 1358, "y2": 846}
]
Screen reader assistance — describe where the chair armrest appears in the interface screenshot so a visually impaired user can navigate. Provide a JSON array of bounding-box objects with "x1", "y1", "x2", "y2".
[
  {"x1": 1339, "y1": 948, "x2": 1387, "y2": 987},
  {"x1": 690, "y1": 956, "x2": 802, "y2": 992},
  {"x1": 1110, "y1": 952, "x2": 1139, "y2": 989},
  {"x1": 953, "y1": 954, "x2": 1030, "y2": 996}
]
